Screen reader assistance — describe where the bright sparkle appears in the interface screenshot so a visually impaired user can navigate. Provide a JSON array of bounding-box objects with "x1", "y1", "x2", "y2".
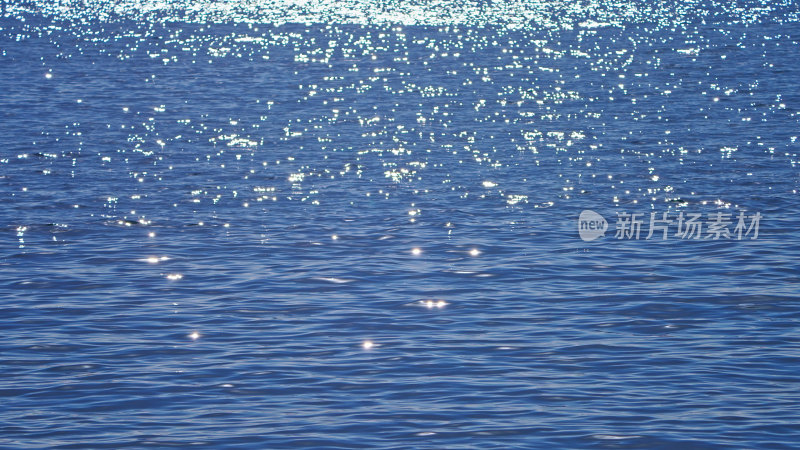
[{"x1": 420, "y1": 300, "x2": 448, "y2": 309}]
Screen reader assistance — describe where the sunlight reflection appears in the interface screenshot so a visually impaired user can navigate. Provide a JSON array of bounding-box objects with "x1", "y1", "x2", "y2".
[
  {"x1": 144, "y1": 256, "x2": 170, "y2": 264},
  {"x1": 419, "y1": 300, "x2": 448, "y2": 309}
]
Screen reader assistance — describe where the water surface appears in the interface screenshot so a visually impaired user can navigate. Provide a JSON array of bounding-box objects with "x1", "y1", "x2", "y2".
[{"x1": 2, "y1": 0, "x2": 800, "y2": 447}]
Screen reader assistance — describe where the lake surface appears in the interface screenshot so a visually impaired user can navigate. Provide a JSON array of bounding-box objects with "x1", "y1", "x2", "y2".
[{"x1": 2, "y1": 0, "x2": 799, "y2": 447}]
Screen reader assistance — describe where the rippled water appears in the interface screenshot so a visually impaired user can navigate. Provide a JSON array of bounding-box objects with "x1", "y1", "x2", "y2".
[{"x1": 2, "y1": 0, "x2": 800, "y2": 447}]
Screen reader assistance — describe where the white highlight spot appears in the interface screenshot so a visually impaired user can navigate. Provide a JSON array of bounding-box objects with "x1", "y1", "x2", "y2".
[
  {"x1": 144, "y1": 256, "x2": 169, "y2": 264},
  {"x1": 469, "y1": 248, "x2": 481, "y2": 256},
  {"x1": 411, "y1": 247, "x2": 422, "y2": 256},
  {"x1": 166, "y1": 273, "x2": 183, "y2": 280},
  {"x1": 362, "y1": 340, "x2": 374, "y2": 350},
  {"x1": 420, "y1": 300, "x2": 448, "y2": 309},
  {"x1": 189, "y1": 331, "x2": 200, "y2": 341},
  {"x1": 314, "y1": 277, "x2": 353, "y2": 284}
]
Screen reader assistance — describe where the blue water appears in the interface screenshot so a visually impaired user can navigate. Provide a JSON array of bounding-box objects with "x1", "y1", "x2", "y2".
[{"x1": 2, "y1": 0, "x2": 800, "y2": 447}]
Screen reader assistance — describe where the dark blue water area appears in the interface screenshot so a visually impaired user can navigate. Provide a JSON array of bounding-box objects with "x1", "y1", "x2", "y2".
[{"x1": 1, "y1": 1, "x2": 800, "y2": 448}]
